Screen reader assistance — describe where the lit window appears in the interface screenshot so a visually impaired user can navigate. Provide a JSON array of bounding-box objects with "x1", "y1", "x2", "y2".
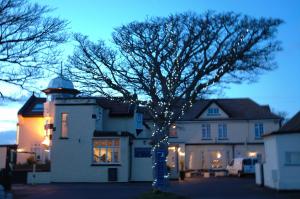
[
  {"x1": 61, "y1": 113, "x2": 68, "y2": 138},
  {"x1": 218, "y1": 124, "x2": 227, "y2": 139},
  {"x1": 93, "y1": 138, "x2": 120, "y2": 164},
  {"x1": 169, "y1": 124, "x2": 177, "y2": 137},
  {"x1": 255, "y1": 123, "x2": 264, "y2": 139},
  {"x1": 211, "y1": 151, "x2": 223, "y2": 169},
  {"x1": 285, "y1": 152, "x2": 300, "y2": 165},
  {"x1": 202, "y1": 124, "x2": 211, "y2": 139},
  {"x1": 207, "y1": 107, "x2": 220, "y2": 116}
]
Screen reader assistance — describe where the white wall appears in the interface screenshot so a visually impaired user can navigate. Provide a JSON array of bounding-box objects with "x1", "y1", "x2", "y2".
[
  {"x1": 0, "y1": 147, "x2": 7, "y2": 170},
  {"x1": 173, "y1": 120, "x2": 279, "y2": 144},
  {"x1": 51, "y1": 99, "x2": 131, "y2": 182},
  {"x1": 264, "y1": 133, "x2": 300, "y2": 190},
  {"x1": 17, "y1": 116, "x2": 46, "y2": 164},
  {"x1": 131, "y1": 139, "x2": 153, "y2": 181}
]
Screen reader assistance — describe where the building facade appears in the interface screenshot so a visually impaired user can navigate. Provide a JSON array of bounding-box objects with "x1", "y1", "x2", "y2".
[
  {"x1": 16, "y1": 76, "x2": 281, "y2": 183},
  {"x1": 263, "y1": 111, "x2": 300, "y2": 190}
]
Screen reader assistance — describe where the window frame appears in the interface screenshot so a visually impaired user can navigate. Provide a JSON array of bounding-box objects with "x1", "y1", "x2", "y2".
[
  {"x1": 285, "y1": 151, "x2": 300, "y2": 166},
  {"x1": 169, "y1": 124, "x2": 177, "y2": 137},
  {"x1": 254, "y1": 123, "x2": 264, "y2": 139},
  {"x1": 202, "y1": 123, "x2": 211, "y2": 140},
  {"x1": 61, "y1": 113, "x2": 69, "y2": 138},
  {"x1": 218, "y1": 124, "x2": 228, "y2": 140},
  {"x1": 207, "y1": 107, "x2": 220, "y2": 116},
  {"x1": 92, "y1": 138, "x2": 121, "y2": 165}
]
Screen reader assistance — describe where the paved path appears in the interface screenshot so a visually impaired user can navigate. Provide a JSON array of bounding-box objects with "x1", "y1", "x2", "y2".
[{"x1": 13, "y1": 177, "x2": 300, "y2": 199}]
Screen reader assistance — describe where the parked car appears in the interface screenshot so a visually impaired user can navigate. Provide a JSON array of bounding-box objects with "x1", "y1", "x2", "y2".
[{"x1": 226, "y1": 158, "x2": 258, "y2": 177}]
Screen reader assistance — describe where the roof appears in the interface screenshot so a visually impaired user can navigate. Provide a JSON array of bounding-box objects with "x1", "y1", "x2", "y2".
[
  {"x1": 18, "y1": 96, "x2": 281, "y2": 121},
  {"x1": 18, "y1": 94, "x2": 46, "y2": 117},
  {"x1": 48, "y1": 76, "x2": 74, "y2": 90},
  {"x1": 96, "y1": 98, "x2": 135, "y2": 117},
  {"x1": 264, "y1": 111, "x2": 300, "y2": 137},
  {"x1": 183, "y1": 98, "x2": 281, "y2": 120},
  {"x1": 0, "y1": 144, "x2": 17, "y2": 148},
  {"x1": 141, "y1": 98, "x2": 281, "y2": 121}
]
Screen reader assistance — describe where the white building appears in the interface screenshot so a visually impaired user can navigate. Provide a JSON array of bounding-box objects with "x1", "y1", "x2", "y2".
[
  {"x1": 16, "y1": 76, "x2": 281, "y2": 183},
  {"x1": 263, "y1": 111, "x2": 300, "y2": 190}
]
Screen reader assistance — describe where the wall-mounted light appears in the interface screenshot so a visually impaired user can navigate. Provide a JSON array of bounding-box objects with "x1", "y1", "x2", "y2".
[
  {"x1": 42, "y1": 137, "x2": 50, "y2": 147},
  {"x1": 248, "y1": 152, "x2": 257, "y2": 157}
]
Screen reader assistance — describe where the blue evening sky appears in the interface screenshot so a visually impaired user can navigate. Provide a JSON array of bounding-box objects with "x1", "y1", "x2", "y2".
[{"x1": 0, "y1": 0, "x2": 299, "y2": 144}]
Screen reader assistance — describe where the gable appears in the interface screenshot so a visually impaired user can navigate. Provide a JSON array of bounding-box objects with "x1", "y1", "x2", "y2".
[
  {"x1": 18, "y1": 94, "x2": 46, "y2": 117},
  {"x1": 198, "y1": 102, "x2": 229, "y2": 119}
]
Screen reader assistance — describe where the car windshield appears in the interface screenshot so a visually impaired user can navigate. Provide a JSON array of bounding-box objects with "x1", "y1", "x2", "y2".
[
  {"x1": 243, "y1": 159, "x2": 252, "y2": 165},
  {"x1": 253, "y1": 159, "x2": 258, "y2": 164}
]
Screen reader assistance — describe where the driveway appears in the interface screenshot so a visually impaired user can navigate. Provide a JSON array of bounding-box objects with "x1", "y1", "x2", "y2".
[{"x1": 13, "y1": 177, "x2": 300, "y2": 199}]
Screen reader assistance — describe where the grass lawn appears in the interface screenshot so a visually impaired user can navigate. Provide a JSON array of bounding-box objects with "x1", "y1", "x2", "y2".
[{"x1": 135, "y1": 191, "x2": 189, "y2": 199}]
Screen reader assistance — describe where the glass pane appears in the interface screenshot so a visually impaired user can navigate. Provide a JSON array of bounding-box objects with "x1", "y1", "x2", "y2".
[
  {"x1": 107, "y1": 148, "x2": 112, "y2": 163},
  {"x1": 107, "y1": 139, "x2": 113, "y2": 146},
  {"x1": 94, "y1": 140, "x2": 107, "y2": 147},
  {"x1": 243, "y1": 159, "x2": 251, "y2": 165},
  {"x1": 114, "y1": 139, "x2": 120, "y2": 146},
  {"x1": 93, "y1": 148, "x2": 100, "y2": 163},
  {"x1": 100, "y1": 148, "x2": 106, "y2": 163}
]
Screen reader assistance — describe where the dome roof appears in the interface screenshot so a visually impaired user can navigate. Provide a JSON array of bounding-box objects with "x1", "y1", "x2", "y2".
[{"x1": 47, "y1": 76, "x2": 74, "y2": 89}]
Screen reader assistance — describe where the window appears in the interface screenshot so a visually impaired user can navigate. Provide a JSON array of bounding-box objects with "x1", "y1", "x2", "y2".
[
  {"x1": 255, "y1": 123, "x2": 264, "y2": 139},
  {"x1": 32, "y1": 103, "x2": 43, "y2": 112},
  {"x1": 169, "y1": 124, "x2": 177, "y2": 137},
  {"x1": 96, "y1": 108, "x2": 102, "y2": 120},
  {"x1": 207, "y1": 107, "x2": 219, "y2": 116},
  {"x1": 218, "y1": 124, "x2": 227, "y2": 139},
  {"x1": 285, "y1": 152, "x2": 300, "y2": 165},
  {"x1": 61, "y1": 113, "x2": 68, "y2": 138},
  {"x1": 135, "y1": 113, "x2": 143, "y2": 130},
  {"x1": 202, "y1": 124, "x2": 211, "y2": 139},
  {"x1": 93, "y1": 138, "x2": 120, "y2": 164},
  {"x1": 211, "y1": 151, "x2": 223, "y2": 169}
]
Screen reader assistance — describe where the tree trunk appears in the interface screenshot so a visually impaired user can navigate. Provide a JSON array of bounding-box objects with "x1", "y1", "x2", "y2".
[{"x1": 152, "y1": 138, "x2": 169, "y2": 191}]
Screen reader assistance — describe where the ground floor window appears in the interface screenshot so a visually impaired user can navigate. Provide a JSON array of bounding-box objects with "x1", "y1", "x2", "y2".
[
  {"x1": 93, "y1": 138, "x2": 120, "y2": 164},
  {"x1": 211, "y1": 151, "x2": 223, "y2": 169},
  {"x1": 285, "y1": 152, "x2": 300, "y2": 165}
]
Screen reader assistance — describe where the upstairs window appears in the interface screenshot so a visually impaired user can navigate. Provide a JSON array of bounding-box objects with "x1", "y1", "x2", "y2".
[
  {"x1": 218, "y1": 124, "x2": 227, "y2": 139},
  {"x1": 93, "y1": 138, "x2": 120, "y2": 164},
  {"x1": 255, "y1": 123, "x2": 264, "y2": 139},
  {"x1": 169, "y1": 124, "x2": 177, "y2": 137},
  {"x1": 202, "y1": 124, "x2": 211, "y2": 139},
  {"x1": 61, "y1": 113, "x2": 68, "y2": 138},
  {"x1": 207, "y1": 107, "x2": 219, "y2": 116},
  {"x1": 135, "y1": 113, "x2": 143, "y2": 130}
]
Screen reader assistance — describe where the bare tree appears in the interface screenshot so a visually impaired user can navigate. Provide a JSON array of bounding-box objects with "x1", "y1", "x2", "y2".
[
  {"x1": 68, "y1": 12, "x2": 282, "y2": 190},
  {"x1": 0, "y1": 0, "x2": 68, "y2": 98}
]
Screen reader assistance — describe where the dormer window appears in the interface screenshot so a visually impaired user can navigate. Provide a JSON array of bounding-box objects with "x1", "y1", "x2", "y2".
[
  {"x1": 32, "y1": 103, "x2": 43, "y2": 112},
  {"x1": 207, "y1": 107, "x2": 219, "y2": 116}
]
